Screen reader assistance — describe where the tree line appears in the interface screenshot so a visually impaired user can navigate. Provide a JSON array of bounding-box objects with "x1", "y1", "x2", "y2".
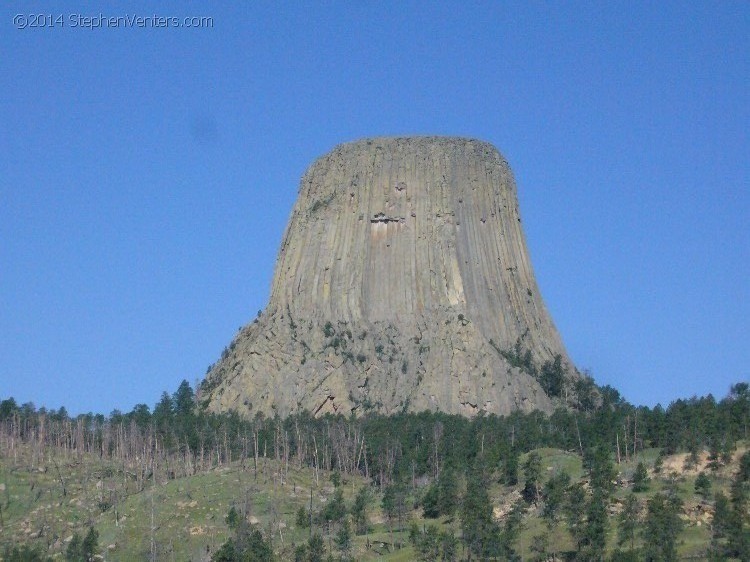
[
  {"x1": 0, "y1": 381, "x2": 748, "y2": 486},
  {"x1": 1, "y1": 380, "x2": 749, "y2": 560}
]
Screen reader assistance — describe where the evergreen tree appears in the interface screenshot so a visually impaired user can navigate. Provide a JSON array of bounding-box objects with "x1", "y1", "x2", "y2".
[
  {"x1": 739, "y1": 450, "x2": 750, "y2": 482},
  {"x1": 307, "y1": 533, "x2": 326, "y2": 562},
  {"x1": 542, "y1": 471, "x2": 570, "y2": 527},
  {"x1": 707, "y1": 439, "x2": 722, "y2": 471},
  {"x1": 461, "y1": 463, "x2": 499, "y2": 559},
  {"x1": 350, "y1": 486, "x2": 370, "y2": 534},
  {"x1": 632, "y1": 461, "x2": 650, "y2": 492},
  {"x1": 529, "y1": 533, "x2": 549, "y2": 562},
  {"x1": 728, "y1": 452, "x2": 750, "y2": 560},
  {"x1": 330, "y1": 471, "x2": 341, "y2": 488},
  {"x1": 65, "y1": 527, "x2": 98, "y2": 562},
  {"x1": 653, "y1": 451, "x2": 665, "y2": 475},
  {"x1": 439, "y1": 530, "x2": 459, "y2": 561},
  {"x1": 618, "y1": 493, "x2": 640, "y2": 553},
  {"x1": 382, "y1": 482, "x2": 407, "y2": 545},
  {"x1": 610, "y1": 550, "x2": 640, "y2": 562},
  {"x1": 65, "y1": 535, "x2": 83, "y2": 562},
  {"x1": 293, "y1": 544, "x2": 307, "y2": 562},
  {"x1": 542, "y1": 470, "x2": 570, "y2": 559},
  {"x1": 334, "y1": 518, "x2": 352, "y2": 559},
  {"x1": 522, "y1": 451, "x2": 542, "y2": 504},
  {"x1": 242, "y1": 528, "x2": 274, "y2": 561},
  {"x1": 296, "y1": 505, "x2": 310, "y2": 529},
  {"x1": 423, "y1": 468, "x2": 458, "y2": 518},
  {"x1": 81, "y1": 528, "x2": 98, "y2": 561},
  {"x1": 565, "y1": 482, "x2": 587, "y2": 553},
  {"x1": 683, "y1": 435, "x2": 700, "y2": 470},
  {"x1": 539, "y1": 354, "x2": 565, "y2": 397},
  {"x1": 721, "y1": 438, "x2": 737, "y2": 466},
  {"x1": 226, "y1": 505, "x2": 241, "y2": 530},
  {"x1": 642, "y1": 492, "x2": 684, "y2": 562},
  {"x1": 498, "y1": 499, "x2": 525, "y2": 561},
  {"x1": 422, "y1": 481, "x2": 440, "y2": 518},
  {"x1": 172, "y1": 379, "x2": 195, "y2": 417},
  {"x1": 211, "y1": 540, "x2": 237, "y2": 562},
  {"x1": 587, "y1": 446, "x2": 616, "y2": 498},
  {"x1": 437, "y1": 467, "x2": 458, "y2": 516},
  {"x1": 409, "y1": 524, "x2": 441, "y2": 561},
  {"x1": 503, "y1": 447, "x2": 519, "y2": 486},
  {"x1": 576, "y1": 447, "x2": 615, "y2": 559},
  {"x1": 4, "y1": 544, "x2": 52, "y2": 562},
  {"x1": 695, "y1": 472, "x2": 712, "y2": 500},
  {"x1": 582, "y1": 489, "x2": 608, "y2": 560},
  {"x1": 713, "y1": 491, "x2": 731, "y2": 539},
  {"x1": 710, "y1": 492, "x2": 732, "y2": 559},
  {"x1": 213, "y1": 515, "x2": 274, "y2": 562},
  {"x1": 320, "y1": 488, "x2": 346, "y2": 523},
  {"x1": 153, "y1": 391, "x2": 173, "y2": 423}
]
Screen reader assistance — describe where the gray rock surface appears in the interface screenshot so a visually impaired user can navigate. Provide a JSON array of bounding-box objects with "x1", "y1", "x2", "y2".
[{"x1": 201, "y1": 137, "x2": 573, "y2": 417}]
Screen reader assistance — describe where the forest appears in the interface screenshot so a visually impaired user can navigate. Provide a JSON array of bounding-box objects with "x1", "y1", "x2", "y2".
[{"x1": 0, "y1": 380, "x2": 748, "y2": 561}]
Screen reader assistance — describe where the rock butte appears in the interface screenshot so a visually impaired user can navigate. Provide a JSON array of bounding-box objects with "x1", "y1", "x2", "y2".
[{"x1": 202, "y1": 137, "x2": 575, "y2": 417}]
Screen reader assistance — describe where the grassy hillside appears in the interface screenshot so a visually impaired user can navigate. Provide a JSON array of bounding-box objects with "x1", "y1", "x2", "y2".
[{"x1": 1, "y1": 439, "x2": 745, "y2": 560}]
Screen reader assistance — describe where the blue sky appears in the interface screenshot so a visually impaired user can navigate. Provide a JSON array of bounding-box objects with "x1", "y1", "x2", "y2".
[{"x1": 1, "y1": 2, "x2": 748, "y2": 415}]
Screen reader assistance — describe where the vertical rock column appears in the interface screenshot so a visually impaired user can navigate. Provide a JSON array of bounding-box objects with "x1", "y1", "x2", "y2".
[{"x1": 203, "y1": 137, "x2": 571, "y2": 417}]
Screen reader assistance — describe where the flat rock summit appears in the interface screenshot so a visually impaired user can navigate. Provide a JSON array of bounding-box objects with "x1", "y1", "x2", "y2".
[{"x1": 201, "y1": 137, "x2": 577, "y2": 417}]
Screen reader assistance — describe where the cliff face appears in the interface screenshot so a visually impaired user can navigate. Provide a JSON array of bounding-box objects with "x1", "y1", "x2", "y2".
[{"x1": 202, "y1": 137, "x2": 573, "y2": 417}]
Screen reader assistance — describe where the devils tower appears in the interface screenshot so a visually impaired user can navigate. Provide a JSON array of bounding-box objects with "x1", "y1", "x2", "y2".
[{"x1": 201, "y1": 137, "x2": 574, "y2": 417}]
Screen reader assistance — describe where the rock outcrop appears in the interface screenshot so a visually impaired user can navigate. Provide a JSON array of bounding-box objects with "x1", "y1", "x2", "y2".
[{"x1": 201, "y1": 137, "x2": 574, "y2": 417}]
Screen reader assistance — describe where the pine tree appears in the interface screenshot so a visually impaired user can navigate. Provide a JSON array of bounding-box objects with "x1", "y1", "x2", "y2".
[
  {"x1": 422, "y1": 481, "x2": 440, "y2": 518},
  {"x1": 522, "y1": 451, "x2": 542, "y2": 504},
  {"x1": 65, "y1": 527, "x2": 98, "y2": 562},
  {"x1": 5, "y1": 544, "x2": 52, "y2": 562},
  {"x1": 350, "y1": 486, "x2": 370, "y2": 534},
  {"x1": 707, "y1": 439, "x2": 722, "y2": 471},
  {"x1": 409, "y1": 524, "x2": 441, "y2": 561},
  {"x1": 382, "y1": 482, "x2": 406, "y2": 545},
  {"x1": 461, "y1": 463, "x2": 499, "y2": 559},
  {"x1": 293, "y1": 543, "x2": 307, "y2": 562},
  {"x1": 539, "y1": 354, "x2": 566, "y2": 397},
  {"x1": 307, "y1": 533, "x2": 326, "y2": 562},
  {"x1": 542, "y1": 470, "x2": 570, "y2": 560},
  {"x1": 583, "y1": 489, "x2": 609, "y2": 560},
  {"x1": 439, "y1": 529, "x2": 459, "y2": 561},
  {"x1": 498, "y1": 499, "x2": 525, "y2": 560},
  {"x1": 296, "y1": 505, "x2": 310, "y2": 529},
  {"x1": 320, "y1": 488, "x2": 346, "y2": 523},
  {"x1": 618, "y1": 493, "x2": 640, "y2": 553},
  {"x1": 695, "y1": 472, "x2": 712, "y2": 500},
  {"x1": 728, "y1": 452, "x2": 750, "y2": 559},
  {"x1": 587, "y1": 446, "x2": 616, "y2": 498},
  {"x1": 642, "y1": 492, "x2": 684, "y2": 562},
  {"x1": 632, "y1": 461, "x2": 650, "y2": 492},
  {"x1": 710, "y1": 492, "x2": 732, "y2": 559},
  {"x1": 65, "y1": 534, "x2": 83, "y2": 562},
  {"x1": 529, "y1": 532, "x2": 549, "y2": 562},
  {"x1": 565, "y1": 482, "x2": 587, "y2": 553},
  {"x1": 437, "y1": 467, "x2": 458, "y2": 516},
  {"x1": 653, "y1": 451, "x2": 665, "y2": 474},
  {"x1": 503, "y1": 447, "x2": 519, "y2": 486},
  {"x1": 81, "y1": 528, "x2": 99, "y2": 561},
  {"x1": 542, "y1": 471, "x2": 570, "y2": 527},
  {"x1": 226, "y1": 505, "x2": 241, "y2": 530},
  {"x1": 334, "y1": 519, "x2": 352, "y2": 559}
]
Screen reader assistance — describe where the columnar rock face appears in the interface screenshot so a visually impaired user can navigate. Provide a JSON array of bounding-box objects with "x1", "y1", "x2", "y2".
[{"x1": 202, "y1": 137, "x2": 573, "y2": 417}]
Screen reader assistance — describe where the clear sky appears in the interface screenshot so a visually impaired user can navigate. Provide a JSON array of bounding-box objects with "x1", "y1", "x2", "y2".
[{"x1": 1, "y1": 2, "x2": 748, "y2": 415}]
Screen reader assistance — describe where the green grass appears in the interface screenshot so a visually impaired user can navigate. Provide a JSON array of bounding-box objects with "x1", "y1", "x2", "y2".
[{"x1": 2, "y1": 443, "x2": 745, "y2": 560}]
